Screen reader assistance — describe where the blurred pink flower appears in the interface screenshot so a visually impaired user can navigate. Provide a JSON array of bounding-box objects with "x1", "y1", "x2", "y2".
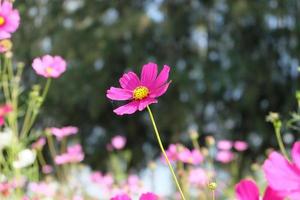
[
  {"x1": 216, "y1": 150, "x2": 234, "y2": 163},
  {"x1": 29, "y1": 182, "x2": 55, "y2": 197},
  {"x1": 55, "y1": 144, "x2": 84, "y2": 165},
  {"x1": 0, "y1": 1, "x2": 20, "y2": 36},
  {"x1": 178, "y1": 148, "x2": 204, "y2": 165},
  {"x1": 0, "y1": 182, "x2": 11, "y2": 197},
  {"x1": 50, "y1": 126, "x2": 78, "y2": 141},
  {"x1": 0, "y1": 104, "x2": 12, "y2": 126},
  {"x1": 217, "y1": 140, "x2": 233, "y2": 150},
  {"x1": 139, "y1": 192, "x2": 159, "y2": 200},
  {"x1": 188, "y1": 168, "x2": 208, "y2": 186},
  {"x1": 263, "y1": 141, "x2": 300, "y2": 199},
  {"x1": 110, "y1": 194, "x2": 131, "y2": 200},
  {"x1": 111, "y1": 135, "x2": 127, "y2": 150},
  {"x1": 234, "y1": 141, "x2": 248, "y2": 151},
  {"x1": 235, "y1": 179, "x2": 283, "y2": 200},
  {"x1": 31, "y1": 137, "x2": 46, "y2": 150},
  {"x1": 106, "y1": 62, "x2": 171, "y2": 115},
  {"x1": 91, "y1": 171, "x2": 102, "y2": 184},
  {"x1": 165, "y1": 144, "x2": 180, "y2": 163},
  {"x1": 32, "y1": 55, "x2": 67, "y2": 78},
  {"x1": 42, "y1": 165, "x2": 53, "y2": 174}
]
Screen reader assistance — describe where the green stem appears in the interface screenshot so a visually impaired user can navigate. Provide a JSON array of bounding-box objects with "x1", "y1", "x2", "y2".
[
  {"x1": 146, "y1": 106, "x2": 186, "y2": 200},
  {"x1": 274, "y1": 123, "x2": 290, "y2": 161}
]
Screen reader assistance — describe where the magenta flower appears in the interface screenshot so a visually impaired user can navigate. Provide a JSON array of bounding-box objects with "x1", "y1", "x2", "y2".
[
  {"x1": 31, "y1": 137, "x2": 46, "y2": 150},
  {"x1": 55, "y1": 144, "x2": 84, "y2": 165},
  {"x1": 139, "y1": 192, "x2": 159, "y2": 200},
  {"x1": 50, "y1": 126, "x2": 78, "y2": 141},
  {"x1": 42, "y1": 165, "x2": 53, "y2": 174},
  {"x1": 111, "y1": 135, "x2": 127, "y2": 150},
  {"x1": 32, "y1": 55, "x2": 67, "y2": 78},
  {"x1": 217, "y1": 140, "x2": 233, "y2": 150},
  {"x1": 0, "y1": 1, "x2": 20, "y2": 36},
  {"x1": 216, "y1": 150, "x2": 234, "y2": 163},
  {"x1": 178, "y1": 148, "x2": 204, "y2": 165},
  {"x1": 188, "y1": 168, "x2": 208, "y2": 186},
  {"x1": 165, "y1": 144, "x2": 180, "y2": 163},
  {"x1": 263, "y1": 141, "x2": 300, "y2": 199},
  {"x1": 0, "y1": 104, "x2": 12, "y2": 126},
  {"x1": 110, "y1": 194, "x2": 131, "y2": 200},
  {"x1": 234, "y1": 141, "x2": 248, "y2": 151},
  {"x1": 235, "y1": 179, "x2": 283, "y2": 200},
  {"x1": 106, "y1": 62, "x2": 170, "y2": 115}
]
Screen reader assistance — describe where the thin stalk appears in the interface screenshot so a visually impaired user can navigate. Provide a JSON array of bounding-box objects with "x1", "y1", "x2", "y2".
[
  {"x1": 146, "y1": 106, "x2": 186, "y2": 200},
  {"x1": 274, "y1": 123, "x2": 290, "y2": 161}
]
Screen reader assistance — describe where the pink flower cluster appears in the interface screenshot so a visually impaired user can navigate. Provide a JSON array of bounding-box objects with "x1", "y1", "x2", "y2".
[
  {"x1": 111, "y1": 135, "x2": 127, "y2": 150},
  {"x1": 55, "y1": 144, "x2": 84, "y2": 165},
  {"x1": 216, "y1": 140, "x2": 248, "y2": 164},
  {"x1": 50, "y1": 126, "x2": 78, "y2": 141},
  {"x1": 164, "y1": 143, "x2": 204, "y2": 165},
  {"x1": 110, "y1": 192, "x2": 158, "y2": 200},
  {"x1": 0, "y1": 104, "x2": 12, "y2": 126}
]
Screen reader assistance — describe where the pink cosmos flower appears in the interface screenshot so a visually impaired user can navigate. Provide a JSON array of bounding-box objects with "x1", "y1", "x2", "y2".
[
  {"x1": 42, "y1": 165, "x2": 53, "y2": 174},
  {"x1": 0, "y1": 1, "x2": 20, "y2": 36},
  {"x1": 234, "y1": 141, "x2": 248, "y2": 151},
  {"x1": 50, "y1": 126, "x2": 78, "y2": 141},
  {"x1": 0, "y1": 182, "x2": 11, "y2": 197},
  {"x1": 55, "y1": 144, "x2": 84, "y2": 165},
  {"x1": 139, "y1": 192, "x2": 159, "y2": 200},
  {"x1": 178, "y1": 148, "x2": 204, "y2": 165},
  {"x1": 32, "y1": 55, "x2": 67, "y2": 78},
  {"x1": 235, "y1": 179, "x2": 283, "y2": 200},
  {"x1": 263, "y1": 141, "x2": 300, "y2": 199},
  {"x1": 106, "y1": 62, "x2": 171, "y2": 115},
  {"x1": 29, "y1": 182, "x2": 55, "y2": 197},
  {"x1": 165, "y1": 144, "x2": 180, "y2": 163},
  {"x1": 188, "y1": 168, "x2": 208, "y2": 186},
  {"x1": 110, "y1": 194, "x2": 131, "y2": 200},
  {"x1": 111, "y1": 135, "x2": 127, "y2": 150},
  {"x1": 216, "y1": 150, "x2": 234, "y2": 163},
  {"x1": 217, "y1": 140, "x2": 233, "y2": 150},
  {"x1": 31, "y1": 137, "x2": 46, "y2": 150},
  {"x1": 0, "y1": 104, "x2": 12, "y2": 126},
  {"x1": 91, "y1": 171, "x2": 102, "y2": 183}
]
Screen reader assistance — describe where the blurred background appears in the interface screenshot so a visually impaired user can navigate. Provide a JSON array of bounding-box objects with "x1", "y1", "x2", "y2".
[{"x1": 13, "y1": 0, "x2": 299, "y2": 170}]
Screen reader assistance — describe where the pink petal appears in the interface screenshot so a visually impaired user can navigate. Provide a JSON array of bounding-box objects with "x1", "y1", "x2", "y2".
[
  {"x1": 141, "y1": 62, "x2": 158, "y2": 88},
  {"x1": 113, "y1": 101, "x2": 139, "y2": 115},
  {"x1": 150, "y1": 81, "x2": 170, "y2": 98},
  {"x1": 263, "y1": 187, "x2": 284, "y2": 200},
  {"x1": 292, "y1": 142, "x2": 300, "y2": 169},
  {"x1": 0, "y1": 117, "x2": 4, "y2": 126},
  {"x1": 119, "y1": 72, "x2": 140, "y2": 90},
  {"x1": 138, "y1": 98, "x2": 157, "y2": 111},
  {"x1": 106, "y1": 87, "x2": 132, "y2": 101},
  {"x1": 235, "y1": 179, "x2": 260, "y2": 200},
  {"x1": 139, "y1": 192, "x2": 159, "y2": 200},
  {"x1": 263, "y1": 152, "x2": 300, "y2": 192},
  {"x1": 153, "y1": 65, "x2": 170, "y2": 88}
]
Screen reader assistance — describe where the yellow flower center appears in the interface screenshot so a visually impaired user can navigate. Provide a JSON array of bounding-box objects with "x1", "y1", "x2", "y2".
[
  {"x1": 0, "y1": 16, "x2": 5, "y2": 26},
  {"x1": 133, "y1": 86, "x2": 149, "y2": 100},
  {"x1": 45, "y1": 67, "x2": 53, "y2": 75}
]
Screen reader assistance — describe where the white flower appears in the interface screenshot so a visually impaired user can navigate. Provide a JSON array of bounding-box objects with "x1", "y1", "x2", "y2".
[
  {"x1": 13, "y1": 149, "x2": 36, "y2": 169},
  {"x1": 0, "y1": 128, "x2": 13, "y2": 150}
]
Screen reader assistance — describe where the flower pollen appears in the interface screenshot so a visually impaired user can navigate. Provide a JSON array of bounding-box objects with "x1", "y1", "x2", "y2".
[
  {"x1": 0, "y1": 16, "x2": 5, "y2": 26},
  {"x1": 133, "y1": 86, "x2": 149, "y2": 100}
]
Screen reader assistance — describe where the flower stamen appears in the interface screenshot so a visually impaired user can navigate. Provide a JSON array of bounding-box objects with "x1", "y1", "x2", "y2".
[
  {"x1": 0, "y1": 16, "x2": 5, "y2": 26},
  {"x1": 133, "y1": 86, "x2": 149, "y2": 100}
]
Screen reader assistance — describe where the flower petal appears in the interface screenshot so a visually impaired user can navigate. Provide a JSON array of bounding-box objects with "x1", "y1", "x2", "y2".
[
  {"x1": 106, "y1": 87, "x2": 132, "y2": 101},
  {"x1": 235, "y1": 179, "x2": 260, "y2": 200},
  {"x1": 138, "y1": 98, "x2": 158, "y2": 111},
  {"x1": 263, "y1": 152, "x2": 300, "y2": 192},
  {"x1": 150, "y1": 81, "x2": 170, "y2": 98},
  {"x1": 113, "y1": 101, "x2": 139, "y2": 115},
  {"x1": 153, "y1": 65, "x2": 170, "y2": 88},
  {"x1": 119, "y1": 72, "x2": 140, "y2": 90},
  {"x1": 263, "y1": 187, "x2": 284, "y2": 200},
  {"x1": 141, "y1": 62, "x2": 158, "y2": 88},
  {"x1": 292, "y1": 142, "x2": 300, "y2": 169}
]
